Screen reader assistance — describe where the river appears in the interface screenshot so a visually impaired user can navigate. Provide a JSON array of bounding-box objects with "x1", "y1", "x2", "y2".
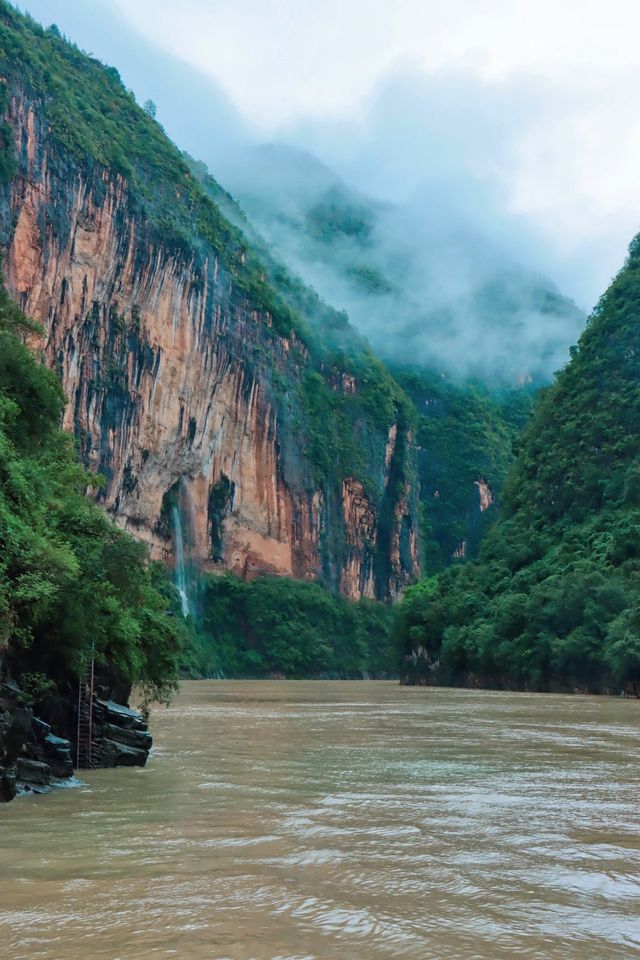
[{"x1": 1, "y1": 681, "x2": 639, "y2": 959}]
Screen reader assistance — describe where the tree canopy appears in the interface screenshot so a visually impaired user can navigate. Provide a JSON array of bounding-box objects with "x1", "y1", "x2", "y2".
[{"x1": 396, "y1": 236, "x2": 640, "y2": 694}]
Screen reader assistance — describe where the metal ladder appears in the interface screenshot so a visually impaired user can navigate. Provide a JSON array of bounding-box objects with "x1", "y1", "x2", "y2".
[{"x1": 76, "y1": 653, "x2": 95, "y2": 769}]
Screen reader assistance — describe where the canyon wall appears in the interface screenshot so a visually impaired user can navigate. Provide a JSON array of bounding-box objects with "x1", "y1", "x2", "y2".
[{"x1": 0, "y1": 88, "x2": 419, "y2": 600}]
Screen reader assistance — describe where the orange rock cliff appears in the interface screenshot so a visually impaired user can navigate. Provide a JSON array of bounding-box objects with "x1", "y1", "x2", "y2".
[{"x1": 1, "y1": 89, "x2": 420, "y2": 600}]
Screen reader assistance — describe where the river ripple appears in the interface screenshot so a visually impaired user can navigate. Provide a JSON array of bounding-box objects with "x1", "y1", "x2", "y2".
[{"x1": 1, "y1": 681, "x2": 639, "y2": 959}]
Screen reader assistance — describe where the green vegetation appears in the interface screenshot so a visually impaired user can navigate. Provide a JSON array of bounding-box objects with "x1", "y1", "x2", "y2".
[
  {"x1": 0, "y1": 284, "x2": 185, "y2": 704},
  {"x1": 298, "y1": 359, "x2": 406, "y2": 490},
  {"x1": 395, "y1": 368, "x2": 535, "y2": 572},
  {"x1": 344, "y1": 264, "x2": 395, "y2": 296},
  {"x1": 306, "y1": 189, "x2": 373, "y2": 246},
  {"x1": 182, "y1": 574, "x2": 395, "y2": 679},
  {"x1": 0, "y1": 84, "x2": 16, "y2": 184},
  {"x1": 397, "y1": 237, "x2": 640, "y2": 693}
]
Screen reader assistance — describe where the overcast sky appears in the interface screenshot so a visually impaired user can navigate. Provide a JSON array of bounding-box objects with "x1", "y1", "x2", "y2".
[{"x1": 20, "y1": 0, "x2": 640, "y2": 309}]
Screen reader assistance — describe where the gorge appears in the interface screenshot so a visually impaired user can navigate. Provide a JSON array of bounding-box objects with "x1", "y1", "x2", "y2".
[
  {"x1": 1, "y1": 4, "x2": 639, "y2": 959},
  {"x1": 0, "y1": 0, "x2": 638, "y2": 815}
]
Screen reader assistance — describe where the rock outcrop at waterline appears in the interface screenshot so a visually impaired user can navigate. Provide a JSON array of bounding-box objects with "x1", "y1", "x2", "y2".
[
  {"x1": 0, "y1": 85, "x2": 419, "y2": 600},
  {"x1": 90, "y1": 699, "x2": 152, "y2": 768},
  {"x1": 0, "y1": 681, "x2": 72, "y2": 801},
  {"x1": 0, "y1": 681, "x2": 152, "y2": 803}
]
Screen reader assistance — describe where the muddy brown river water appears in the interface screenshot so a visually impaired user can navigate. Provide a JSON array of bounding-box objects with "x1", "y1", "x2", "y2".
[{"x1": 0, "y1": 681, "x2": 639, "y2": 959}]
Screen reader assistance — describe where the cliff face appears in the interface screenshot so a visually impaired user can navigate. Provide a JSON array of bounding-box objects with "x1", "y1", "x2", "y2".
[{"x1": 0, "y1": 89, "x2": 419, "y2": 600}]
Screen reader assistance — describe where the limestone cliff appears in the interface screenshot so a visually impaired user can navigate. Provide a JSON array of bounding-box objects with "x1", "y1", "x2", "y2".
[{"x1": 0, "y1": 46, "x2": 419, "y2": 600}]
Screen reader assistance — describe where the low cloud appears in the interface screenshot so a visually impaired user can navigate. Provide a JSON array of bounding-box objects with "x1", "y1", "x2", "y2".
[
  {"x1": 213, "y1": 69, "x2": 590, "y2": 381},
  {"x1": 22, "y1": 3, "x2": 631, "y2": 381}
]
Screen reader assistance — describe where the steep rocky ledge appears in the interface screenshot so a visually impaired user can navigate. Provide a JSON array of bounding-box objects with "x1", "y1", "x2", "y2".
[
  {"x1": 0, "y1": 681, "x2": 151, "y2": 803},
  {"x1": 0, "y1": 88, "x2": 419, "y2": 600}
]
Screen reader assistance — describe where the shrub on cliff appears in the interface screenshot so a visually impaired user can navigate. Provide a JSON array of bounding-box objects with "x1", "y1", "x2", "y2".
[{"x1": 0, "y1": 284, "x2": 183, "y2": 703}]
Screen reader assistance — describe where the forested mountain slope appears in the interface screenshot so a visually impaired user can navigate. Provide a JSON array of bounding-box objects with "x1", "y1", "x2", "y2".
[
  {"x1": 393, "y1": 367, "x2": 535, "y2": 572},
  {"x1": 398, "y1": 237, "x2": 640, "y2": 693},
  {"x1": 223, "y1": 143, "x2": 585, "y2": 384}
]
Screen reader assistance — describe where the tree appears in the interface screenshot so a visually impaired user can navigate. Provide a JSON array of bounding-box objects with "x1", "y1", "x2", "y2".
[{"x1": 0, "y1": 284, "x2": 183, "y2": 705}]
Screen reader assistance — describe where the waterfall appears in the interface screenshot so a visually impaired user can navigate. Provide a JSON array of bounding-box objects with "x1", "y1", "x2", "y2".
[
  {"x1": 172, "y1": 503, "x2": 191, "y2": 617},
  {"x1": 172, "y1": 480, "x2": 196, "y2": 618}
]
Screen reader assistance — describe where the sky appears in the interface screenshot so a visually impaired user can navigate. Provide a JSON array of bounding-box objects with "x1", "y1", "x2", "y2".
[{"x1": 19, "y1": 0, "x2": 640, "y2": 310}]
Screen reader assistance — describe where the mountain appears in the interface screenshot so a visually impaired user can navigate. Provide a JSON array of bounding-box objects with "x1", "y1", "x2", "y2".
[
  {"x1": 213, "y1": 143, "x2": 584, "y2": 567},
  {"x1": 398, "y1": 235, "x2": 640, "y2": 694},
  {"x1": 220, "y1": 143, "x2": 586, "y2": 385},
  {"x1": 186, "y1": 154, "x2": 540, "y2": 571},
  {"x1": 0, "y1": 2, "x2": 587, "y2": 622},
  {"x1": 0, "y1": 3, "x2": 419, "y2": 601}
]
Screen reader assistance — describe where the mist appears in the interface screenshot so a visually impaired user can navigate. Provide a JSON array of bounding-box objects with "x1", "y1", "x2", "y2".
[
  {"x1": 210, "y1": 68, "x2": 592, "y2": 382},
  {"x1": 20, "y1": 0, "x2": 613, "y2": 382}
]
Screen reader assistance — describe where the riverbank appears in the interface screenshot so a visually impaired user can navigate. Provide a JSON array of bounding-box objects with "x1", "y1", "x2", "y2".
[{"x1": 0, "y1": 681, "x2": 153, "y2": 803}]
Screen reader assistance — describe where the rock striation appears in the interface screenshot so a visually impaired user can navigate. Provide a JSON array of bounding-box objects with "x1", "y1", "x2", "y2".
[
  {"x1": 0, "y1": 680, "x2": 152, "y2": 803},
  {"x1": 0, "y1": 82, "x2": 419, "y2": 601},
  {"x1": 90, "y1": 699, "x2": 152, "y2": 768}
]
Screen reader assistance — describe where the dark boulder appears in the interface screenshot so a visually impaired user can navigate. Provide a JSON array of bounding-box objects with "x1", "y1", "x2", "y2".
[
  {"x1": 92, "y1": 738, "x2": 149, "y2": 767},
  {"x1": 0, "y1": 765, "x2": 16, "y2": 802},
  {"x1": 44, "y1": 733, "x2": 74, "y2": 778},
  {"x1": 31, "y1": 717, "x2": 51, "y2": 739},
  {"x1": 94, "y1": 699, "x2": 149, "y2": 731},
  {"x1": 16, "y1": 757, "x2": 51, "y2": 791},
  {"x1": 0, "y1": 681, "x2": 74, "y2": 801},
  {"x1": 102, "y1": 722, "x2": 152, "y2": 751},
  {"x1": 87, "y1": 699, "x2": 152, "y2": 768}
]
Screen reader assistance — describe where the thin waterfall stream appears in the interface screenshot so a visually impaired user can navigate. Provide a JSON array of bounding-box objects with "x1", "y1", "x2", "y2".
[
  {"x1": 172, "y1": 502, "x2": 191, "y2": 617},
  {"x1": 172, "y1": 480, "x2": 196, "y2": 618}
]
